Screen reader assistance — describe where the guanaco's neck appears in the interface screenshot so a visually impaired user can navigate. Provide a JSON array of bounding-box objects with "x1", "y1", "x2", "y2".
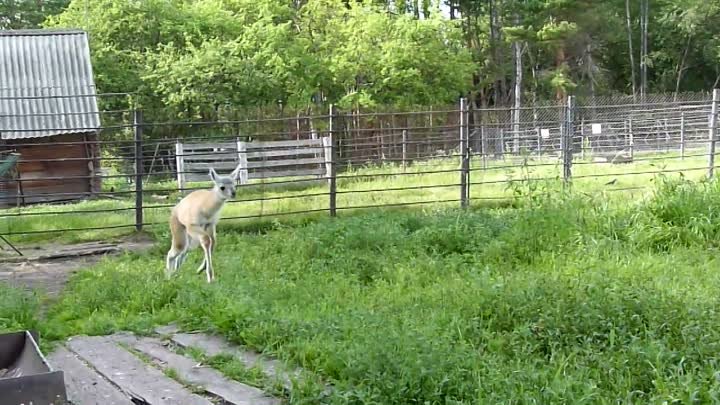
[{"x1": 203, "y1": 189, "x2": 228, "y2": 215}]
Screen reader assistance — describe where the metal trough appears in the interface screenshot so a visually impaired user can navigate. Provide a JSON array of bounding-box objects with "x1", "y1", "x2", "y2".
[{"x1": 0, "y1": 330, "x2": 68, "y2": 405}]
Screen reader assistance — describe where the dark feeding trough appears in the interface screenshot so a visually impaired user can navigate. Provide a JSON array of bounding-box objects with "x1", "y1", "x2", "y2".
[{"x1": 0, "y1": 330, "x2": 68, "y2": 405}]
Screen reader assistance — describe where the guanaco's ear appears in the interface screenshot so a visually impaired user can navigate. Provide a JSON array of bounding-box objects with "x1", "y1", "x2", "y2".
[
  {"x1": 208, "y1": 167, "x2": 219, "y2": 182},
  {"x1": 230, "y1": 164, "x2": 241, "y2": 181}
]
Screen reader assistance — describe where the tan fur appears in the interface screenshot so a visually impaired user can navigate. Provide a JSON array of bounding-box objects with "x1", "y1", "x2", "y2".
[{"x1": 166, "y1": 167, "x2": 239, "y2": 282}]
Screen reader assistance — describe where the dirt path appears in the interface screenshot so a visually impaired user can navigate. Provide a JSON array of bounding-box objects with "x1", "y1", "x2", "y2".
[{"x1": 0, "y1": 235, "x2": 155, "y2": 297}]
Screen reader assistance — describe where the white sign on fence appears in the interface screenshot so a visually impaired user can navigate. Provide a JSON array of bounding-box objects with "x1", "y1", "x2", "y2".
[
  {"x1": 540, "y1": 128, "x2": 550, "y2": 139},
  {"x1": 591, "y1": 123, "x2": 602, "y2": 134}
]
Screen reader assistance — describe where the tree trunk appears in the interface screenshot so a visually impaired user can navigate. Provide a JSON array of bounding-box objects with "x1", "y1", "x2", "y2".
[
  {"x1": 625, "y1": 0, "x2": 637, "y2": 100},
  {"x1": 640, "y1": 0, "x2": 649, "y2": 101},
  {"x1": 489, "y1": 0, "x2": 505, "y2": 106},
  {"x1": 397, "y1": 0, "x2": 408, "y2": 13},
  {"x1": 587, "y1": 42, "x2": 596, "y2": 98},
  {"x1": 555, "y1": 47, "x2": 566, "y2": 101},
  {"x1": 512, "y1": 38, "x2": 523, "y2": 154},
  {"x1": 532, "y1": 63, "x2": 538, "y2": 154},
  {"x1": 470, "y1": 98, "x2": 483, "y2": 156},
  {"x1": 421, "y1": 0, "x2": 430, "y2": 18},
  {"x1": 673, "y1": 35, "x2": 692, "y2": 101}
]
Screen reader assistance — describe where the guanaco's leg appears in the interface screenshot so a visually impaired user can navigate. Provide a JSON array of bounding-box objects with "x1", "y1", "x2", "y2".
[
  {"x1": 208, "y1": 224, "x2": 217, "y2": 280},
  {"x1": 166, "y1": 230, "x2": 188, "y2": 278},
  {"x1": 201, "y1": 233, "x2": 214, "y2": 282},
  {"x1": 210, "y1": 224, "x2": 216, "y2": 251},
  {"x1": 166, "y1": 213, "x2": 190, "y2": 278},
  {"x1": 195, "y1": 256, "x2": 206, "y2": 274},
  {"x1": 195, "y1": 224, "x2": 216, "y2": 274},
  {"x1": 188, "y1": 224, "x2": 214, "y2": 282},
  {"x1": 193, "y1": 235, "x2": 207, "y2": 274}
]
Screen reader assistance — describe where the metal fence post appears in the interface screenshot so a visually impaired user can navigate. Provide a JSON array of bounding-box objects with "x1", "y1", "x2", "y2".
[
  {"x1": 175, "y1": 139, "x2": 185, "y2": 190},
  {"x1": 708, "y1": 89, "x2": 719, "y2": 178},
  {"x1": 563, "y1": 96, "x2": 575, "y2": 183},
  {"x1": 459, "y1": 98, "x2": 469, "y2": 208},
  {"x1": 465, "y1": 99, "x2": 471, "y2": 204},
  {"x1": 500, "y1": 128, "x2": 505, "y2": 160},
  {"x1": 236, "y1": 138, "x2": 249, "y2": 185},
  {"x1": 680, "y1": 111, "x2": 685, "y2": 159},
  {"x1": 480, "y1": 125, "x2": 488, "y2": 169},
  {"x1": 328, "y1": 104, "x2": 337, "y2": 216},
  {"x1": 133, "y1": 109, "x2": 144, "y2": 232},
  {"x1": 579, "y1": 120, "x2": 584, "y2": 160},
  {"x1": 401, "y1": 129, "x2": 408, "y2": 172},
  {"x1": 628, "y1": 117, "x2": 635, "y2": 161}
]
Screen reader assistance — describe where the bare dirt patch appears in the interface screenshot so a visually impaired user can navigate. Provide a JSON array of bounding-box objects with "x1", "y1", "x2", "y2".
[{"x1": 0, "y1": 234, "x2": 155, "y2": 297}]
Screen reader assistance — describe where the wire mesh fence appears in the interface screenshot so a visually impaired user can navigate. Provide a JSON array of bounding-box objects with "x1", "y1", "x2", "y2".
[{"x1": 0, "y1": 90, "x2": 718, "y2": 246}]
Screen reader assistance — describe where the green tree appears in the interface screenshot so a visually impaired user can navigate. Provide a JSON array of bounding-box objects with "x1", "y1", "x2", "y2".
[
  {"x1": 47, "y1": 0, "x2": 472, "y2": 118},
  {"x1": 302, "y1": 0, "x2": 473, "y2": 108},
  {"x1": 42, "y1": 0, "x2": 720, "y2": 117},
  {"x1": 652, "y1": 0, "x2": 720, "y2": 95},
  {"x1": 0, "y1": 0, "x2": 69, "y2": 29}
]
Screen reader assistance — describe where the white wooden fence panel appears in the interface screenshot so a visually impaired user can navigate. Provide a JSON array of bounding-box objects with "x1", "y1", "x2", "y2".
[{"x1": 176, "y1": 137, "x2": 330, "y2": 189}]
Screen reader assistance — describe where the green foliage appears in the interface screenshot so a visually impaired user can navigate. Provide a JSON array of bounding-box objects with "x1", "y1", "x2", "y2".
[
  {"x1": 536, "y1": 20, "x2": 579, "y2": 43},
  {"x1": 45, "y1": 0, "x2": 472, "y2": 117},
  {"x1": 302, "y1": 0, "x2": 473, "y2": 108},
  {"x1": 12, "y1": 0, "x2": 720, "y2": 111},
  {"x1": 12, "y1": 176, "x2": 720, "y2": 403},
  {"x1": 0, "y1": 284, "x2": 38, "y2": 333},
  {"x1": 0, "y1": 0, "x2": 69, "y2": 29}
]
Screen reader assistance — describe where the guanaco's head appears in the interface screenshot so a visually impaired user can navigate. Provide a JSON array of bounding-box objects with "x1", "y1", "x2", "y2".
[{"x1": 209, "y1": 167, "x2": 240, "y2": 200}]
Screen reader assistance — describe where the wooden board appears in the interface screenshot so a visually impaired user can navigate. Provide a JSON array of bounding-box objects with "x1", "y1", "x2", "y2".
[
  {"x1": 185, "y1": 161, "x2": 239, "y2": 171},
  {"x1": 248, "y1": 139, "x2": 322, "y2": 148},
  {"x1": 170, "y1": 333, "x2": 298, "y2": 390},
  {"x1": 181, "y1": 142, "x2": 237, "y2": 151},
  {"x1": 185, "y1": 168, "x2": 325, "y2": 183},
  {"x1": 129, "y1": 337, "x2": 280, "y2": 405},
  {"x1": 181, "y1": 155, "x2": 238, "y2": 163},
  {"x1": 47, "y1": 346, "x2": 134, "y2": 405},
  {"x1": 184, "y1": 174, "x2": 216, "y2": 183},
  {"x1": 66, "y1": 336, "x2": 213, "y2": 405},
  {"x1": 246, "y1": 157, "x2": 324, "y2": 169},
  {"x1": 182, "y1": 149, "x2": 238, "y2": 156},
  {"x1": 249, "y1": 168, "x2": 325, "y2": 179},
  {"x1": 246, "y1": 147, "x2": 324, "y2": 159}
]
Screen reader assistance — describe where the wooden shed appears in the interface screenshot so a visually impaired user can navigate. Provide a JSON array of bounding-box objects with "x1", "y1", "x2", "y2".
[{"x1": 0, "y1": 29, "x2": 102, "y2": 207}]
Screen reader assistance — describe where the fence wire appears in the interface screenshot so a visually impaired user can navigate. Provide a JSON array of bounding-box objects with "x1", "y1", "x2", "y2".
[{"x1": 0, "y1": 91, "x2": 718, "y2": 245}]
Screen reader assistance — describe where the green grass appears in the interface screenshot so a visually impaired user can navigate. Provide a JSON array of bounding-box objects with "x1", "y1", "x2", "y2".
[
  {"x1": 0, "y1": 283, "x2": 39, "y2": 332},
  {"x1": 4, "y1": 173, "x2": 720, "y2": 403},
  {"x1": 0, "y1": 151, "x2": 710, "y2": 245},
  {"x1": 177, "y1": 346, "x2": 301, "y2": 397}
]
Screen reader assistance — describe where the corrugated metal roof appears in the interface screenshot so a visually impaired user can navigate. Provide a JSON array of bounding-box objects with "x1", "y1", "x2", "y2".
[{"x1": 0, "y1": 29, "x2": 101, "y2": 139}]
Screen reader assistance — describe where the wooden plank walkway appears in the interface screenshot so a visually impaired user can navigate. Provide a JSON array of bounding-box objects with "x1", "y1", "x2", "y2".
[
  {"x1": 158, "y1": 325, "x2": 300, "y2": 391},
  {"x1": 46, "y1": 326, "x2": 291, "y2": 405},
  {"x1": 128, "y1": 336, "x2": 279, "y2": 405},
  {"x1": 46, "y1": 346, "x2": 133, "y2": 405},
  {"x1": 67, "y1": 336, "x2": 213, "y2": 405}
]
